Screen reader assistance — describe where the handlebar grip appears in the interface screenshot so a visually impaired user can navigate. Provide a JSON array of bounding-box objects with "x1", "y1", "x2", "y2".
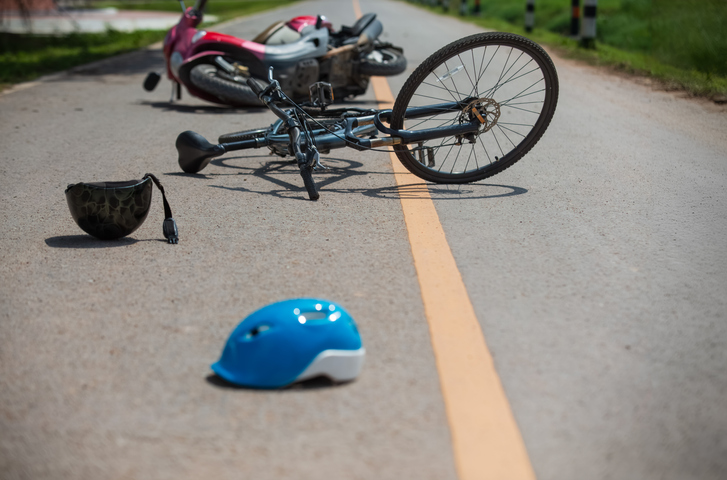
[
  {"x1": 246, "y1": 77, "x2": 266, "y2": 97},
  {"x1": 300, "y1": 165, "x2": 320, "y2": 201}
]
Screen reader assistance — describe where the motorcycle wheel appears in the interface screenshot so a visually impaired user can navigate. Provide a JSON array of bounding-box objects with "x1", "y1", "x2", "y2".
[
  {"x1": 189, "y1": 64, "x2": 265, "y2": 107},
  {"x1": 359, "y1": 47, "x2": 407, "y2": 76}
]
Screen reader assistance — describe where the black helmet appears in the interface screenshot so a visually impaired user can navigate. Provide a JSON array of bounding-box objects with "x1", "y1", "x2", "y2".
[{"x1": 65, "y1": 173, "x2": 178, "y2": 243}]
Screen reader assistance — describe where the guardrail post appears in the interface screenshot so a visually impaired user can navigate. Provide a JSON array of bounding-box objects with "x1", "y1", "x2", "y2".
[
  {"x1": 581, "y1": 0, "x2": 597, "y2": 47},
  {"x1": 459, "y1": 0, "x2": 468, "y2": 15},
  {"x1": 570, "y1": 0, "x2": 580, "y2": 37},
  {"x1": 525, "y1": 0, "x2": 535, "y2": 33}
]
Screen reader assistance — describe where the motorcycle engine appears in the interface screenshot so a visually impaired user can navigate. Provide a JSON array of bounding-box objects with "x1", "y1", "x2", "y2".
[{"x1": 291, "y1": 59, "x2": 320, "y2": 98}]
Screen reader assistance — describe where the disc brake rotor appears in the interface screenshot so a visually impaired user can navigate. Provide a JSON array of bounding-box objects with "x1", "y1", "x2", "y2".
[{"x1": 460, "y1": 97, "x2": 501, "y2": 133}]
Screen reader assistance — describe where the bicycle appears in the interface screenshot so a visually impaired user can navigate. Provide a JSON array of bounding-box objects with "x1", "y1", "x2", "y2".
[{"x1": 175, "y1": 32, "x2": 559, "y2": 200}]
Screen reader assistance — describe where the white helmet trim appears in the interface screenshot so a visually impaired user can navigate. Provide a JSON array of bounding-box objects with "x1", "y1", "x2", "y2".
[{"x1": 295, "y1": 348, "x2": 366, "y2": 383}]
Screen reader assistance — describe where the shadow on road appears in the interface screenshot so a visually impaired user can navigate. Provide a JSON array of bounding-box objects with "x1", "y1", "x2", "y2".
[
  {"x1": 136, "y1": 100, "x2": 266, "y2": 115},
  {"x1": 205, "y1": 373, "x2": 349, "y2": 391},
  {"x1": 165, "y1": 153, "x2": 528, "y2": 201},
  {"x1": 67, "y1": 49, "x2": 167, "y2": 77},
  {"x1": 45, "y1": 235, "x2": 167, "y2": 248}
]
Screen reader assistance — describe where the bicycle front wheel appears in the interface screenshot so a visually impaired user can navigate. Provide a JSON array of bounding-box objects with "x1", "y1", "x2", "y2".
[{"x1": 390, "y1": 32, "x2": 558, "y2": 183}]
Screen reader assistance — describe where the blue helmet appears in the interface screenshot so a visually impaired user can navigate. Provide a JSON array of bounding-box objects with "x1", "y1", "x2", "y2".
[{"x1": 211, "y1": 298, "x2": 365, "y2": 388}]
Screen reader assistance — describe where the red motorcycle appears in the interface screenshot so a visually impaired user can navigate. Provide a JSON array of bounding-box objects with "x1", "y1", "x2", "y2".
[{"x1": 143, "y1": 0, "x2": 406, "y2": 106}]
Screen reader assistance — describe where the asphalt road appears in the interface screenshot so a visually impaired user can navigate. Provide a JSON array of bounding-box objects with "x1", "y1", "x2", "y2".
[{"x1": 1, "y1": 0, "x2": 726, "y2": 479}]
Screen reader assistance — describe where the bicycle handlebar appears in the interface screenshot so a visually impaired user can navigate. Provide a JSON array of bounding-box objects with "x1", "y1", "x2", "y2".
[
  {"x1": 246, "y1": 75, "x2": 320, "y2": 200},
  {"x1": 246, "y1": 77, "x2": 265, "y2": 97}
]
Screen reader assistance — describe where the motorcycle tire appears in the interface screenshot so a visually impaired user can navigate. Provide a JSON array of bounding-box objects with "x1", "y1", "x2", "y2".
[
  {"x1": 189, "y1": 64, "x2": 265, "y2": 107},
  {"x1": 359, "y1": 47, "x2": 407, "y2": 76}
]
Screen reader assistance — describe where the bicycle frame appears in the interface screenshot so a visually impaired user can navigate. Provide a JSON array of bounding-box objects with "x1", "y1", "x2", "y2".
[
  {"x1": 176, "y1": 73, "x2": 485, "y2": 200},
  {"x1": 176, "y1": 31, "x2": 559, "y2": 201},
  {"x1": 219, "y1": 99, "x2": 481, "y2": 154}
]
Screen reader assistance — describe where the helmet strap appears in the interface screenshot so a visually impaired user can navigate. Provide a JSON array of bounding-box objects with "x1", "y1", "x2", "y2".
[{"x1": 144, "y1": 173, "x2": 179, "y2": 244}]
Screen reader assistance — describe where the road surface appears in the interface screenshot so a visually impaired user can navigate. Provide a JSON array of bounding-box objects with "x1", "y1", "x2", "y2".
[{"x1": 1, "y1": 1, "x2": 726, "y2": 479}]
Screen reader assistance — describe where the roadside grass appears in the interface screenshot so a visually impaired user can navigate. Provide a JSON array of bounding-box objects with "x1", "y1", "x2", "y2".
[
  {"x1": 0, "y1": 0, "x2": 299, "y2": 90},
  {"x1": 93, "y1": 0, "x2": 300, "y2": 24},
  {"x1": 0, "y1": 30, "x2": 166, "y2": 88},
  {"x1": 406, "y1": 0, "x2": 727, "y2": 101}
]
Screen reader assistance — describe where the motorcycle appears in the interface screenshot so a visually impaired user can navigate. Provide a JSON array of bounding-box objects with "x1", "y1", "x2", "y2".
[{"x1": 143, "y1": 0, "x2": 407, "y2": 106}]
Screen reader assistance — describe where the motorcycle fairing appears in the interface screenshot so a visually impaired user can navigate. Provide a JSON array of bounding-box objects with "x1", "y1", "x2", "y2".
[
  {"x1": 180, "y1": 26, "x2": 329, "y2": 77},
  {"x1": 286, "y1": 15, "x2": 333, "y2": 33},
  {"x1": 259, "y1": 25, "x2": 329, "y2": 67}
]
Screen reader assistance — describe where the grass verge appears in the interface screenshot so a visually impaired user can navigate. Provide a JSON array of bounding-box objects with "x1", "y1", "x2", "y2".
[
  {"x1": 404, "y1": 0, "x2": 727, "y2": 102},
  {"x1": 94, "y1": 0, "x2": 300, "y2": 24},
  {"x1": 0, "y1": 30, "x2": 166, "y2": 88},
  {"x1": 0, "y1": 0, "x2": 299, "y2": 91}
]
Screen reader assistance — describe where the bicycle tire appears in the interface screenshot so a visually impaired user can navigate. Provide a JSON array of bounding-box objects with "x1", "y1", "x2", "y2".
[
  {"x1": 359, "y1": 47, "x2": 407, "y2": 76},
  {"x1": 189, "y1": 64, "x2": 264, "y2": 107},
  {"x1": 300, "y1": 166, "x2": 319, "y2": 201},
  {"x1": 390, "y1": 32, "x2": 558, "y2": 184},
  {"x1": 218, "y1": 128, "x2": 269, "y2": 144}
]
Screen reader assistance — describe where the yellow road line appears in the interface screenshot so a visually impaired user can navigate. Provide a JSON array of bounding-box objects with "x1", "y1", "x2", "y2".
[
  {"x1": 359, "y1": 2, "x2": 537, "y2": 477},
  {"x1": 369, "y1": 77, "x2": 536, "y2": 480},
  {"x1": 352, "y1": 0, "x2": 363, "y2": 18}
]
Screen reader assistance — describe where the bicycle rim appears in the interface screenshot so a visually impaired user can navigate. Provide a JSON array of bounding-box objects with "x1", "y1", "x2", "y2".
[{"x1": 391, "y1": 32, "x2": 559, "y2": 183}]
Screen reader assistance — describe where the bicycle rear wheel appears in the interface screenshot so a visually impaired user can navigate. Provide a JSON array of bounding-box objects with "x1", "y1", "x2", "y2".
[{"x1": 390, "y1": 32, "x2": 558, "y2": 183}]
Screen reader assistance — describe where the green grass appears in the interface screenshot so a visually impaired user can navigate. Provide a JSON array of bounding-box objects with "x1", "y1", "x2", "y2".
[
  {"x1": 407, "y1": 0, "x2": 727, "y2": 101},
  {"x1": 93, "y1": 0, "x2": 299, "y2": 23},
  {"x1": 0, "y1": 0, "x2": 299, "y2": 89},
  {"x1": 0, "y1": 30, "x2": 167, "y2": 86}
]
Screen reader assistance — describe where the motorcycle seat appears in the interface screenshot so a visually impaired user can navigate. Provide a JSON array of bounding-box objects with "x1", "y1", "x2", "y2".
[
  {"x1": 349, "y1": 13, "x2": 376, "y2": 37},
  {"x1": 253, "y1": 21, "x2": 302, "y2": 45},
  {"x1": 340, "y1": 13, "x2": 382, "y2": 46}
]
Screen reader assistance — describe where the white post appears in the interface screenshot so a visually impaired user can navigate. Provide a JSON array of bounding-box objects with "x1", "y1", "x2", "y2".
[
  {"x1": 581, "y1": 0, "x2": 597, "y2": 47},
  {"x1": 525, "y1": 0, "x2": 535, "y2": 33}
]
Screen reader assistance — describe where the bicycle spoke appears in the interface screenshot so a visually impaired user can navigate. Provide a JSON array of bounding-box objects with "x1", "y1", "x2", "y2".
[
  {"x1": 433, "y1": 63, "x2": 462, "y2": 103},
  {"x1": 478, "y1": 135, "x2": 493, "y2": 165},
  {"x1": 500, "y1": 86, "x2": 546, "y2": 106},
  {"x1": 458, "y1": 53, "x2": 477, "y2": 95},
  {"x1": 494, "y1": 123, "x2": 520, "y2": 148},
  {"x1": 436, "y1": 142, "x2": 457, "y2": 173},
  {"x1": 460, "y1": 144, "x2": 476, "y2": 173},
  {"x1": 406, "y1": 113, "x2": 457, "y2": 132},
  {"x1": 412, "y1": 91, "x2": 463, "y2": 104},
  {"x1": 449, "y1": 140, "x2": 464, "y2": 174}
]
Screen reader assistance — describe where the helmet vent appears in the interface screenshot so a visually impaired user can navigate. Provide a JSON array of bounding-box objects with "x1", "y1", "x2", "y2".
[
  {"x1": 297, "y1": 310, "x2": 342, "y2": 325},
  {"x1": 244, "y1": 324, "x2": 271, "y2": 340}
]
